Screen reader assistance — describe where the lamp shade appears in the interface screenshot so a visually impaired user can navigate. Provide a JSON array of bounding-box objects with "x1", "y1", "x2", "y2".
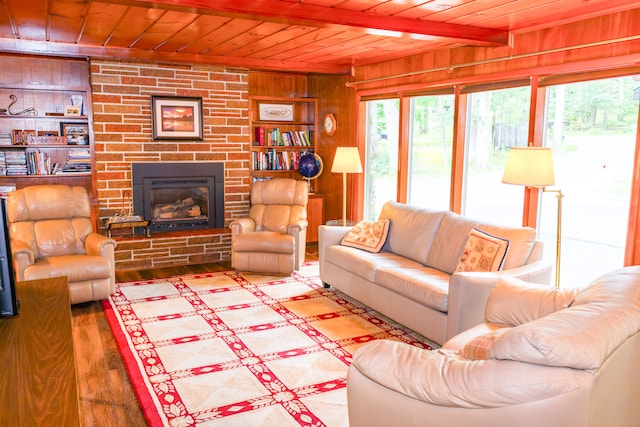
[
  {"x1": 331, "y1": 147, "x2": 363, "y2": 174},
  {"x1": 502, "y1": 147, "x2": 555, "y2": 187}
]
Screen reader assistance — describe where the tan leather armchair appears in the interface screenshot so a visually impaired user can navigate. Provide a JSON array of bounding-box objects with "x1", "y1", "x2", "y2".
[
  {"x1": 7, "y1": 185, "x2": 117, "y2": 304},
  {"x1": 230, "y1": 179, "x2": 308, "y2": 275}
]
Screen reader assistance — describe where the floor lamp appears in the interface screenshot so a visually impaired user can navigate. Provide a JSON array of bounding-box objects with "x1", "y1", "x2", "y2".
[
  {"x1": 502, "y1": 147, "x2": 564, "y2": 287},
  {"x1": 331, "y1": 147, "x2": 363, "y2": 226}
]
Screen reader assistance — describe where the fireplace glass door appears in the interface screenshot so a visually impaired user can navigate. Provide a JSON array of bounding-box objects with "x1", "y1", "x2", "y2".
[{"x1": 148, "y1": 179, "x2": 210, "y2": 229}]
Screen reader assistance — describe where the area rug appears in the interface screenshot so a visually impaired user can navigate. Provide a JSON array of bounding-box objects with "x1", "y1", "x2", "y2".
[{"x1": 103, "y1": 262, "x2": 433, "y2": 426}]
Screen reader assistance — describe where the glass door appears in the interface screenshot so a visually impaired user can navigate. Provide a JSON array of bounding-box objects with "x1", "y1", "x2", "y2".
[{"x1": 541, "y1": 76, "x2": 639, "y2": 286}]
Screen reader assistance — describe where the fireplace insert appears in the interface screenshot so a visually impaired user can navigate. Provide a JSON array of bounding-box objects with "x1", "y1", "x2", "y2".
[{"x1": 132, "y1": 162, "x2": 224, "y2": 232}]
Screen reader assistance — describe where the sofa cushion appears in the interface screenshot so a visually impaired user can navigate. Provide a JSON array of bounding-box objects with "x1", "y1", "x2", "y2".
[
  {"x1": 341, "y1": 219, "x2": 390, "y2": 253},
  {"x1": 353, "y1": 339, "x2": 592, "y2": 409},
  {"x1": 572, "y1": 265, "x2": 640, "y2": 307},
  {"x1": 490, "y1": 303, "x2": 640, "y2": 369},
  {"x1": 374, "y1": 267, "x2": 450, "y2": 312},
  {"x1": 426, "y1": 212, "x2": 537, "y2": 274},
  {"x1": 325, "y1": 245, "x2": 423, "y2": 282},
  {"x1": 378, "y1": 201, "x2": 445, "y2": 265},
  {"x1": 454, "y1": 228, "x2": 509, "y2": 273},
  {"x1": 479, "y1": 223, "x2": 537, "y2": 270},
  {"x1": 486, "y1": 277, "x2": 578, "y2": 326}
]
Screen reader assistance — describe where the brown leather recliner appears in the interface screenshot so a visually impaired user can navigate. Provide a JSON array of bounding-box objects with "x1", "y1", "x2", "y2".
[
  {"x1": 230, "y1": 178, "x2": 308, "y2": 275},
  {"x1": 7, "y1": 185, "x2": 117, "y2": 304}
]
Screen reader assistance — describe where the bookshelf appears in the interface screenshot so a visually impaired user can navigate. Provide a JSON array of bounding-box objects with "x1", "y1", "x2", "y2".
[
  {"x1": 0, "y1": 55, "x2": 94, "y2": 195},
  {"x1": 248, "y1": 95, "x2": 323, "y2": 242},
  {"x1": 249, "y1": 96, "x2": 318, "y2": 182}
]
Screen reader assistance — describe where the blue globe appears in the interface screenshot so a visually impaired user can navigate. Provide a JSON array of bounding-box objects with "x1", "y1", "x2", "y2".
[{"x1": 298, "y1": 153, "x2": 322, "y2": 178}]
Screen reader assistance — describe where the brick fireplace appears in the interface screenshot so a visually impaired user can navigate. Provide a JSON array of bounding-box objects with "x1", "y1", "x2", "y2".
[{"x1": 90, "y1": 60, "x2": 250, "y2": 270}]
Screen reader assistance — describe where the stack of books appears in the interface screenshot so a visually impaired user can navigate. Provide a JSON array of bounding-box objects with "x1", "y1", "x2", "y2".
[
  {"x1": 0, "y1": 133, "x2": 12, "y2": 146},
  {"x1": 61, "y1": 148, "x2": 91, "y2": 173},
  {"x1": 5, "y1": 151, "x2": 27, "y2": 175}
]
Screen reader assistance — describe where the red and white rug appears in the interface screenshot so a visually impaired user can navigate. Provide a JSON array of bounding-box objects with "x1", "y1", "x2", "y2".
[{"x1": 103, "y1": 262, "x2": 433, "y2": 426}]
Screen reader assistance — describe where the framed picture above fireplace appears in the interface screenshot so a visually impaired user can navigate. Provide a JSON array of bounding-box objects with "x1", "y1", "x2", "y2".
[{"x1": 151, "y1": 95, "x2": 203, "y2": 140}]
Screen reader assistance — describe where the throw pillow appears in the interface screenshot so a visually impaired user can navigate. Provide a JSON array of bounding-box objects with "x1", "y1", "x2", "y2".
[
  {"x1": 341, "y1": 219, "x2": 390, "y2": 253},
  {"x1": 456, "y1": 327, "x2": 510, "y2": 360},
  {"x1": 455, "y1": 228, "x2": 509, "y2": 272}
]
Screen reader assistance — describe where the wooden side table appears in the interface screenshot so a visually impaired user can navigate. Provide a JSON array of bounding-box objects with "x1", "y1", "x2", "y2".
[{"x1": 0, "y1": 276, "x2": 80, "y2": 427}]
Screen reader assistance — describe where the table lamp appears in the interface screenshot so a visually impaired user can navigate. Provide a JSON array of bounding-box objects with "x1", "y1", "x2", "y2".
[
  {"x1": 502, "y1": 146, "x2": 564, "y2": 287},
  {"x1": 331, "y1": 146, "x2": 363, "y2": 226}
]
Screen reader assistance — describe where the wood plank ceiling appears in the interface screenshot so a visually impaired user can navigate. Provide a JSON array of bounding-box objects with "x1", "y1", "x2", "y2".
[{"x1": 0, "y1": 0, "x2": 637, "y2": 74}]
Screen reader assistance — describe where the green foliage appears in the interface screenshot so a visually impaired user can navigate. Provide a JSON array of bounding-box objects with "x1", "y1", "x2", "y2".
[{"x1": 547, "y1": 77, "x2": 639, "y2": 134}]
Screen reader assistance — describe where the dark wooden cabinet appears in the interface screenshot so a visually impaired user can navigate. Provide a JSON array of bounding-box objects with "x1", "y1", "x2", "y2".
[{"x1": 0, "y1": 276, "x2": 80, "y2": 427}]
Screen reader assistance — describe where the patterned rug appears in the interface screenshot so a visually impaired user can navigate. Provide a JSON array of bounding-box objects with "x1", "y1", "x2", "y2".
[{"x1": 103, "y1": 262, "x2": 433, "y2": 426}]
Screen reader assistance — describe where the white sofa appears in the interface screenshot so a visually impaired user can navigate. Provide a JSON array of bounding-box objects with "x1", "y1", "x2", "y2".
[
  {"x1": 318, "y1": 201, "x2": 552, "y2": 345},
  {"x1": 347, "y1": 266, "x2": 640, "y2": 427}
]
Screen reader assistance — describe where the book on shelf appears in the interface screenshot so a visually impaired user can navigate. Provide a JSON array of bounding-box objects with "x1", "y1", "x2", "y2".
[
  {"x1": 0, "y1": 133, "x2": 12, "y2": 146},
  {"x1": 253, "y1": 127, "x2": 312, "y2": 147},
  {"x1": 251, "y1": 149, "x2": 310, "y2": 171},
  {"x1": 254, "y1": 126, "x2": 265, "y2": 146}
]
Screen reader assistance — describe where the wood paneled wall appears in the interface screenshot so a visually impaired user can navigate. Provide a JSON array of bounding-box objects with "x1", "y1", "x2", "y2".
[
  {"x1": 309, "y1": 74, "x2": 357, "y2": 223},
  {"x1": 351, "y1": 9, "x2": 640, "y2": 94},
  {"x1": 248, "y1": 71, "x2": 357, "y2": 223}
]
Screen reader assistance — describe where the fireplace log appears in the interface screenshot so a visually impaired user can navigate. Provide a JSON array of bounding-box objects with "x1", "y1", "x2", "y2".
[
  {"x1": 156, "y1": 197, "x2": 196, "y2": 214},
  {"x1": 154, "y1": 204, "x2": 202, "y2": 219}
]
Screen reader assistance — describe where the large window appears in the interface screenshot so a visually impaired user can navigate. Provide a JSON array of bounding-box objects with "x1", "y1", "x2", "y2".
[
  {"x1": 463, "y1": 86, "x2": 531, "y2": 226},
  {"x1": 541, "y1": 76, "x2": 638, "y2": 285},
  {"x1": 364, "y1": 98, "x2": 399, "y2": 221},
  {"x1": 359, "y1": 73, "x2": 640, "y2": 287},
  {"x1": 408, "y1": 94, "x2": 454, "y2": 210}
]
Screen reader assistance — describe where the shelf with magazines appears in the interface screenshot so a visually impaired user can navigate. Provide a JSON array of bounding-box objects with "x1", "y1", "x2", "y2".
[{"x1": 249, "y1": 96, "x2": 317, "y2": 183}]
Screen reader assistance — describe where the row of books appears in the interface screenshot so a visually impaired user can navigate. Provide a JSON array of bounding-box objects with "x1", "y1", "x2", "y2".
[
  {"x1": 253, "y1": 127, "x2": 312, "y2": 147},
  {"x1": 252, "y1": 149, "x2": 311, "y2": 171},
  {"x1": 0, "y1": 148, "x2": 91, "y2": 176}
]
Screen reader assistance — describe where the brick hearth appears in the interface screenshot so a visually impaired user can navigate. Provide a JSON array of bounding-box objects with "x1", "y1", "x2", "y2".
[{"x1": 111, "y1": 228, "x2": 231, "y2": 271}]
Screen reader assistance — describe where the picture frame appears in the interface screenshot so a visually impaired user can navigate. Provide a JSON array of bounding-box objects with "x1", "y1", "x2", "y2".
[
  {"x1": 60, "y1": 122, "x2": 89, "y2": 145},
  {"x1": 64, "y1": 105, "x2": 81, "y2": 116},
  {"x1": 151, "y1": 95, "x2": 203, "y2": 140},
  {"x1": 259, "y1": 103, "x2": 294, "y2": 121}
]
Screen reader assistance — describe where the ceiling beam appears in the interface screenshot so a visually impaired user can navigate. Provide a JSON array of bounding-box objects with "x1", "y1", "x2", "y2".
[
  {"x1": 0, "y1": 39, "x2": 353, "y2": 74},
  {"x1": 134, "y1": 0, "x2": 509, "y2": 46}
]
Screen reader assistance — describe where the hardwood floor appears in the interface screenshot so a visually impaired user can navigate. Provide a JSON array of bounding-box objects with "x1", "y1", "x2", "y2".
[{"x1": 71, "y1": 246, "x2": 318, "y2": 427}]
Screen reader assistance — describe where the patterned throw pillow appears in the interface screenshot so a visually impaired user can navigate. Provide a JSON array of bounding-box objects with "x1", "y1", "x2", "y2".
[
  {"x1": 455, "y1": 228, "x2": 509, "y2": 272},
  {"x1": 341, "y1": 219, "x2": 391, "y2": 253},
  {"x1": 457, "y1": 327, "x2": 510, "y2": 360}
]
